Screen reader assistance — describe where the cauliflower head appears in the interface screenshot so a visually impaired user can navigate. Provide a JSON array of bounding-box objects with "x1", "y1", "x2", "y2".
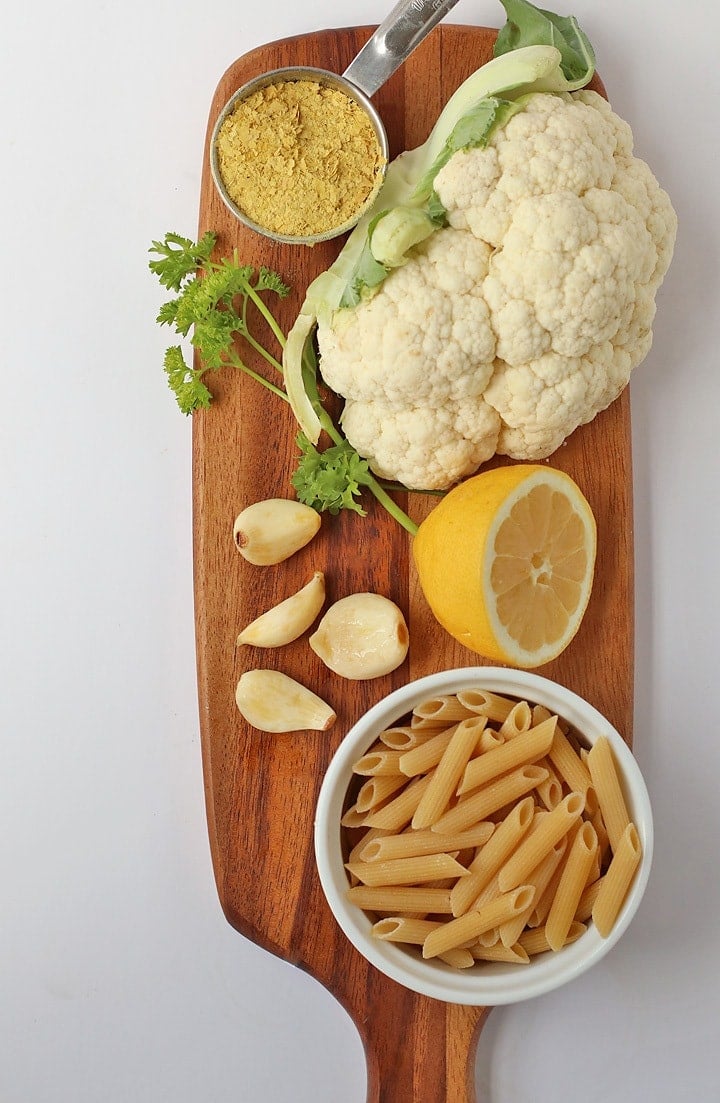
[{"x1": 316, "y1": 90, "x2": 677, "y2": 490}]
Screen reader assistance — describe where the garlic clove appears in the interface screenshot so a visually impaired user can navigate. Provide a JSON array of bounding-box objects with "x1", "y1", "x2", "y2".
[
  {"x1": 233, "y1": 499, "x2": 321, "y2": 565},
  {"x1": 309, "y1": 593, "x2": 410, "y2": 680},
  {"x1": 237, "y1": 571, "x2": 326, "y2": 648},
  {"x1": 235, "y1": 669, "x2": 336, "y2": 732}
]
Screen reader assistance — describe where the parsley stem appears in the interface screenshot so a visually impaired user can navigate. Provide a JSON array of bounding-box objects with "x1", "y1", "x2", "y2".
[
  {"x1": 378, "y1": 480, "x2": 445, "y2": 497},
  {"x1": 242, "y1": 330, "x2": 284, "y2": 375},
  {"x1": 245, "y1": 282, "x2": 287, "y2": 350},
  {"x1": 364, "y1": 478, "x2": 420, "y2": 537},
  {"x1": 227, "y1": 353, "x2": 290, "y2": 403}
]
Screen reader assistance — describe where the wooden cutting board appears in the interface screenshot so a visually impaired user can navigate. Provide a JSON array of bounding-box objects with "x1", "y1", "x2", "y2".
[{"x1": 193, "y1": 24, "x2": 633, "y2": 1102}]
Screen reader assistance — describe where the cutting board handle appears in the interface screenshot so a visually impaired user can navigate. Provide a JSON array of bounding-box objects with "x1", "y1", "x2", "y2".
[{"x1": 357, "y1": 987, "x2": 489, "y2": 1102}]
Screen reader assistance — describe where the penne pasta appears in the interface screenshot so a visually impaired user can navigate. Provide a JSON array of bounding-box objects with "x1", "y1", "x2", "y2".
[
  {"x1": 372, "y1": 916, "x2": 443, "y2": 945},
  {"x1": 498, "y1": 791, "x2": 585, "y2": 892},
  {"x1": 399, "y1": 726, "x2": 458, "y2": 776},
  {"x1": 342, "y1": 689, "x2": 643, "y2": 970},
  {"x1": 413, "y1": 695, "x2": 477, "y2": 724},
  {"x1": 456, "y1": 688, "x2": 516, "y2": 724},
  {"x1": 548, "y1": 726, "x2": 593, "y2": 794},
  {"x1": 574, "y1": 877, "x2": 602, "y2": 923},
  {"x1": 487, "y1": 799, "x2": 523, "y2": 824},
  {"x1": 422, "y1": 886, "x2": 535, "y2": 959},
  {"x1": 346, "y1": 885, "x2": 454, "y2": 914},
  {"x1": 412, "y1": 716, "x2": 487, "y2": 829},
  {"x1": 346, "y1": 852, "x2": 469, "y2": 887},
  {"x1": 499, "y1": 836, "x2": 567, "y2": 948},
  {"x1": 355, "y1": 773, "x2": 409, "y2": 813},
  {"x1": 592, "y1": 823, "x2": 642, "y2": 936},
  {"x1": 364, "y1": 772, "x2": 435, "y2": 830},
  {"x1": 544, "y1": 821, "x2": 598, "y2": 951},
  {"x1": 438, "y1": 948, "x2": 476, "y2": 969},
  {"x1": 347, "y1": 826, "x2": 392, "y2": 865},
  {"x1": 531, "y1": 704, "x2": 553, "y2": 727},
  {"x1": 535, "y1": 758, "x2": 564, "y2": 810},
  {"x1": 450, "y1": 796, "x2": 535, "y2": 917},
  {"x1": 431, "y1": 765, "x2": 548, "y2": 836},
  {"x1": 587, "y1": 839, "x2": 602, "y2": 884},
  {"x1": 379, "y1": 727, "x2": 436, "y2": 751},
  {"x1": 474, "y1": 926, "x2": 501, "y2": 948},
  {"x1": 410, "y1": 714, "x2": 456, "y2": 731},
  {"x1": 353, "y1": 749, "x2": 406, "y2": 776},
  {"x1": 472, "y1": 874, "x2": 502, "y2": 911},
  {"x1": 340, "y1": 803, "x2": 370, "y2": 829},
  {"x1": 423, "y1": 876, "x2": 459, "y2": 890},
  {"x1": 584, "y1": 785, "x2": 599, "y2": 818},
  {"x1": 590, "y1": 808, "x2": 611, "y2": 867},
  {"x1": 529, "y1": 855, "x2": 565, "y2": 928},
  {"x1": 470, "y1": 942, "x2": 530, "y2": 964},
  {"x1": 519, "y1": 920, "x2": 586, "y2": 956},
  {"x1": 587, "y1": 736, "x2": 631, "y2": 853},
  {"x1": 499, "y1": 700, "x2": 533, "y2": 739},
  {"x1": 457, "y1": 717, "x2": 556, "y2": 796},
  {"x1": 478, "y1": 727, "x2": 505, "y2": 753},
  {"x1": 357, "y1": 823, "x2": 494, "y2": 863}
]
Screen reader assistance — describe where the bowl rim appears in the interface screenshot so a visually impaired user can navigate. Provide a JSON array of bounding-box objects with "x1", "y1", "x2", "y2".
[{"x1": 313, "y1": 666, "x2": 653, "y2": 1006}]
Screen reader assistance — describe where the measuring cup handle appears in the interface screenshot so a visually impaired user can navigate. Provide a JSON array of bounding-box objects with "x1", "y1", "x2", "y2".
[{"x1": 343, "y1": 0, "x2": 462, "y2": 98}]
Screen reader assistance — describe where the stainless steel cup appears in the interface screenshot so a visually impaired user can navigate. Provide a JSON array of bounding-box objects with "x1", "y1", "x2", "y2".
[{"x1": 210, "y1": 0, "x2": 461, "y2": 245}]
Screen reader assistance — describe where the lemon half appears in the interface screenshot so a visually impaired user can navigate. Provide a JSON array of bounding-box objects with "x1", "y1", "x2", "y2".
[{"x1": 413, "y1": 465, "x2": 597, "y2": 668}]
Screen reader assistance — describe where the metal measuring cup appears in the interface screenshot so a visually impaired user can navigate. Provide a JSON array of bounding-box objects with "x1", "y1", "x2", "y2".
[{"x1": 210, "y1": 0, "x2": 461, "y2": 245}]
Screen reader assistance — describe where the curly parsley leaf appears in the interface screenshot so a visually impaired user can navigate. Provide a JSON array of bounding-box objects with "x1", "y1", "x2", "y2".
[
  {"x1": 292, "y1": 434, "x2": 373, "y2": 515},
  {"x1": 149, "y1": 231, "x2": 216, "y2": 291},
  {"x1": 163, "y1": 346, "x2": 212, "y2": 415},
  {"x1": 191, "y1": 311, "x2": 238, "y2": 369},
  {"x1": 156, "y1": 299, "x2": 180, "y2": 326},
  {"x1": 256, "y1": 267, "x2": 291, "y2": 297}
]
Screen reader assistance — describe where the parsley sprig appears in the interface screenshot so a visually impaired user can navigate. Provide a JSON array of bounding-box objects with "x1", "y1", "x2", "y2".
[
  {"x1": 150, "y1": 232, "x2": 289, "y2": 414},
  {"x1": 150, "y1": 231, "x2": 418, "y2": 535}
]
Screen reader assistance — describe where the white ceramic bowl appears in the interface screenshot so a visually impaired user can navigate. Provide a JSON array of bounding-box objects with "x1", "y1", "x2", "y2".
[{"x1": 314, "y1": 667, "x2": 653, "y2": 1005}]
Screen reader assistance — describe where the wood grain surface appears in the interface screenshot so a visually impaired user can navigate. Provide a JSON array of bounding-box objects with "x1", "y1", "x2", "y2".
[{"x1": 193, "y1": 24, "x2": 633, "y2": 1103}]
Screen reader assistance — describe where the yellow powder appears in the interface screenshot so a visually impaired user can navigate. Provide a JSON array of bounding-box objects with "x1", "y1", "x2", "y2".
[{"x1": 215, "y1": 79, "x2": 385, "y2": 238}]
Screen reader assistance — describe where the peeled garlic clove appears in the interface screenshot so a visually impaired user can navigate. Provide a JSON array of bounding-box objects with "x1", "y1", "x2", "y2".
[
  {"x1": 309, "y1": 593, "x2": 409, "y2": 680},
  {"x1": 235, "y1": 670, "x2": 336, "y2": 733},
  {"x1": 237, "y1": 571, "x2": 326, "y2": 648},
  {"x1": 233, "y1": 499, "x2": 321, "y2": 565}
]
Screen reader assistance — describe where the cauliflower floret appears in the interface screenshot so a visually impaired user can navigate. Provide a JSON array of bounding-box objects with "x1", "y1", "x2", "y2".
[
  {"x1": 436, "y1": 91, "x2": 628, "y2": 247},
  {"x1": 341, "y1": 399, "x2": 500, "y2": 491},
  {"x1": 319, "y1": 229, "x2": 496, "y2": 409},
  {"x1": 483, "y1": 188, "x2": 656, "y2": 364},
  {"x1": 484, "y1": 341, "x2": 639, "y2": 459},
  {"x1": 316, "y1": 90, "x2": 677, "y2": 489}
]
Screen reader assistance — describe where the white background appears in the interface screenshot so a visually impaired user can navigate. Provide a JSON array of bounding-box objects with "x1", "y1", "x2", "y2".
[{"x1": 1, "y1": 0, "x2": 717, "y2": 1099}]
